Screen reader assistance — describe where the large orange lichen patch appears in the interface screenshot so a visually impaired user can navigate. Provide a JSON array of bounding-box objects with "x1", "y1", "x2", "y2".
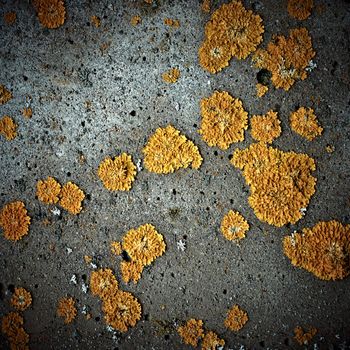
[
  {"x1": 162, "y1": 68, "x2": 180, "y2": 83},
  {"x1": 0, "y1": 116, "x2": 17, "y2": 140},
  {"x1": 0, "y1": 201, "x2": 31, "y2": 241},
  {"x1": 294, "y1": 326, "x2": 317, "y2": 345},
  {"x1": 10, "y1": 288, "x2": 32, "y2": 311},
  {"x1": 290, "y1": 107, "x2": 323, "y2": 141},
  {"x1": 250, "y1": 110, "x2": 281, "y2": 144},
  {"x1": 143, "y1": 125, "x2": 202, "y2": 174},
  {"x1": 178, "y1": 319, "x2": 204, "y2": 347},
  {"x1": 224, "y1": 304, "x2": 248, "y2": 331},
  {"x1": 1, "y1": 312, "x2": 29, "y2": 350},
  {"x1": 57, "y1": 297, "x2": 77, "y2": 324},
  {"x1": 288, "y1": 0, "x2": 314, "y2": 20},
  {"x1": 199, "y1": 1, "x2": 264, "y2": 73},
  {"x1": 253, "y1": 28, "x2": 315, "y2": 90},
  {"x1": 221, "y1": 210, "x2": 249, "y2": 242},
  {"x1": 231, "y1": 143, "x2": 316, "y2": 227},
  {"x1": 37, "y1": 176, "x2": 61, "y2": 204},
  {"x1": 35, "y1": 0, "x2": 66, "y2": 29},
  {"x1": 59, "y1": 182, "x2": 85, "y2": 214},
  {"x1": 90, "y1": 268, "x2": 119, "y2": 299},
  {"x1": 0, "y1": 85, "x2": 12, "y2": 105},
  {"x1": 199, "y1": 91, "x2": 248, "y2": 149},
  {"x1": 283, "y1": 220, "x2": 350, "y2": 280},
  {"x1": 201, "y1": 331, "x2": 225, "y2": 350},
  {"x1": 98, "y1": 153, "x2": 136, "y2": 191}
]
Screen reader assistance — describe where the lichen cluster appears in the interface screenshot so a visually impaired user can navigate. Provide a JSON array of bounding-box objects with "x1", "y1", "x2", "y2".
[
  {"x1": 110, "y1": 241, "x2": 122, "y2": 256},
  {"x1": 201, "y1": 331, "x2": 225, "y2": 350},
  {"x1": 232, "y1": 143, "x2": 316, "y2": 227},
  {"x1": 1, "y1": 312, "x2": 29, "y2": 350},
  {"x1": 0, "y1": 116, "x2": 17, "y2": 140},
  {"x1": 288, "y1": 0, "x2": 314, "y2": 20},
  {"x1": 256, "y1": 83, "x2": 268, "y2": 97},
  {"x1": 253, "y1": 28, "x2": 315, "y2": 90},
  {"x1": 224, "y1": 304, "x2": 248, "y2": 331},
  {"x1": 199, "y1": 1, "x2": 264, "y2": 73},
  {"x1": 178, "y1": 319, "x2": 204, "y2": 347},
  {"x1": 0, "y1": 201, "x2": 31, "y2": 241},
  {"x1": 0, "y1": 84, "x2": 12, "y2": 105},
  {"x1": 294, "y1": 326, "x2": 317, "y2": 345},
  {"x1": 250, "y1": 110, "x2": 281, "y2": 144},
  {"x1": 164, "y1": 18, "x2": 180, "y2": 28},
  {"x1": 201, "y1": 0, "x2": 211, "y2": 13},
  {"x1": 162, "y1": 68, "x2": 180, "y2": 83},
  {"x1": 199, "y1": 91, "x2": 248, "y2": 150},
  {"x1": 10, "y1": 288, "x2": 32, "y2": 312},
  {"x1": 57, "y1": 297, "x2": 77, "y2": 324},
  {"x1": 34, "y1": 0, "x2": 66, "y2": 29},
  {"x1": 130, "y1": 15, "x2": 141, "y2": 26},
  {"x1": 22, "y1": 107, "x2": 33, "y2": 119},
  {"x1": 221, "y1": 210, "x2": 249, "y2": 242},
  {"x1": 90, "y1": 15, "x2": 101, "y2": 28},
  {"x1": 143, "y1": 125, "x2": 202, "y2": 174},
  {"x1": 36, "y1": 176, "x2": 61, "y2": 204},
  {"x1": 290, "y1": 107, "x2": 323, "y2": 141},
  {"x1": 4, "y1": 12, "x2": 17, "y2": 25},
  {"x1": 98, "y1": 153, "x2": 136, "y2": 191},
  {"x1": 283, "y1": 221, "x2": 350, "y2": 280}
]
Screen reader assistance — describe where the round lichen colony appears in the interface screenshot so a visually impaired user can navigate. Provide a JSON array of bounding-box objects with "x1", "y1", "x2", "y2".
[
  {"x1": 250, "y1": 110, "x2": 281, "y2": 144},
  {"x1": 59, "y1": 182, "x2": 85, "y2": 215},
  {"x1": 35, "y1": 0, "x2": 66, "y2": 29},
  {"x1": 36, "y1": 176, "x2": 61, "y2": 204},
  {"x1": 290, "y1": 107, "x2": 323, "y2": 141},
  {"x1": 0, "y1": 116, "x2": 17, "y2": 141},
  {"x1": 221, "y1": 210, "x2": 249, "y2": 241},
  {"x1": 57, "y1": 297, "x2": 77, "y2": 324},
  {"x1": 10, "y1": 288, "x2": 32, "y2": 312},
  {"x1": 288, "y1": 0, "x2": 314, "y2": 20},
  {"x1": 224, "y1": 304, "x2": 248, "y2": 332},
  {"x1": 178, "y1": 319, "x2": 204, "y2": 347}
]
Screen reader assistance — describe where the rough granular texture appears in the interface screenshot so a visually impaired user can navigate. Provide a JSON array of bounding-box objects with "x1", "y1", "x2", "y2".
[
  {"x1": 90, "y1": 268, "x2": 119, "y2": 300},
  {"x1": 143, "y1": 125, "x2": 202, "y2": 174},
  {"x1": 98, "y1": 153, "x2": 136, "y2": 191},
  {"x1": 35, "y1": 0, "x2": 66, "y2": 29},
  {"x1": 57, "y1": 297, "x2": 77, "y2": 324},
  {"x1": 232, "y1": 143, "x2": 316, "y2": 227},
  {"x1": 120, "y1": 260, "x2": 144, "y2": 284},
  {"x1": 0, "y1": 201, "x2": 31, "y2": 241},
  {"x1": 256, "y1": 83, "x2": 268, "y2": 97},
  {"x1": 224, "y1": 304, "x2": 248, "y2": 331},
  {"x1": 36, "y1": 176, "x2": 61, "y2": 204},
  {"x1": 250, "y1": 110, "x2": 281, "y2": 144},
  {"x1": 4, "y1": 12, "x2": 17, "y2": 25},
  {"x1": 164, "y1": 18, "x2": 180, "y2": 28},
  {"x1": 201, "y1": 331, "x2": 225, "y2": 350},
  {"x1": 110, "y1": 241, "x2": 122, "y2": 256},
  {"x1": 90, "y1": 15, "x2": 101, "y2": 28},
  {"x1": 102, "y1": 290, "x2": 142, "y2": 332},
  {"x1": 252, "y1": 28, "x2": 315, "y2": 90},
  {"x1": 10, "y1": 288, "x2": 32, "y2": 311},
  {"x1": 199, "y1": 91, "x2": 248, "y2": 149},
  {"x1": 21, "y1": 107, "x2": 32, "y2": 119},
  {"x1": 0, "y1": 116, "x2": 17, "y2": 140},
  {"x1": 130, "y1": 15, "x2": 141, "y2": 26},
  {"x1": 288, "y1": 0, "x2": 314, "y2": 20},
  {"x1": 290, "y1": 107, "x2": 323, "y2": 141},
  {"x1": 220, "y1": 210, "x2": 249, "y2": 241},
  {"x1": 0, "y1": 85, "x2": 12, "y2": 105},
  {"x1": 199, "y1": 1, "x2": 264, "y2": 73},
  {"x1": 59, "y1": 181, "x2": 85, "y2": 214},
  {"x1": 178, "y1": 319, "x2": 204, "y2": 347},
  {"x1": 294, "y1": 326, "x2": 317, "y2": 345},
  {"x1": 1, "y1": 312, "x2": 29, "y2": 350},
  {"x1": 162, "y1": 68, "x2": 180, "y2": 83},
  {"x1": 283, "y1": 220, "x2": 350, "y2": 280}
]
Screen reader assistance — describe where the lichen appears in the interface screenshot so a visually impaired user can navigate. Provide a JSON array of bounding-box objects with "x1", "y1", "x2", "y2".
[
  {"x1": 35, "y1": 0, "x2": 66, "y2": 29},
  {"x1": 120, "y1": 260, "x2": 144, "y2": 284},
  {"x1": 0, "y1": 201, "x2": 31, "y2": 241},
  {"x1": 294, "y1": 326, "x2": 317, "y2": 345},
  {"x1": 199, "y1": 91, "x2": 248, "y2": 149},
  {"x1": 21, "y1": 107, "x2": 32, "y2": 119},
  {"x1": 162, "y1": 68, "x2": 180, "y2": 83},
  {"x1": 224, "y1": 305, "x2": 248, "y2": 331},
  {"x1": 1, "y1": 312, "x2": 29, "y2": 350},
  {"x1": 143, "y1": 125, "x2": 202, "y2": 174},
  {"x1": 0, "y1": 85, "x2": 12, "y2": 105},
  {"x1": 288, "y1": 0, "x2": 314, "y2": 20},
  {"x1": 178, "y1": 319, "x2": 204, "y2": 347},
  {"x1": 221, "y1": 210, "x2": 249, "y2": 241},
  {"x1": 90, "y1": 268, "x2": 119, "y2": 300},
  {"x1": 283, "y1": 220, "x2": 350, "y2": 280},
  {"x1": 4, "y1": 12, "x2": 17, "y2": 25},
  {"x1": 98, "y1": 153, "x2": 136, "y2": 191},
  {"x1": 90, "y1": 15, "x2": 101, "y2": 28},
  {"x1": 57, "y1": 297, "x2": 77, "y2": 324},
  {"x1": 256, "y1": 83, "x2": 268, "y2": 97},
  {"x1": 250, "y1": 110, "x2": 281, "y2": 144},
  {"x1": 10, "y1": 288, "x2": 32, "y2": 311},
  {"x1": 164, "y1": 18, "x2": 180, "y2": 28},
  {"x1": 130, "y1": 15, "x2": 141, "y2": 26},
  {"x1": 201, "y1": 331, "x2": 225, "y2": 350},
  {"x1": 289, "y1": 107, "x2": 323, "y2": 141},
  {"x1": 110, "y1": 241, "x2": 122, "y2": 256},
  {"x1": 201, "y1": 0, "x2": 211, "y2": 13},
  {"x1": 36, "y1": 176, "x2": 61, "y2": 204},
  {"x1": 59, "y1": 181, "x2": 85, "y2": 214},
  {"x1": 0, "y1": 116, "x2": 17, "y2": 140}
]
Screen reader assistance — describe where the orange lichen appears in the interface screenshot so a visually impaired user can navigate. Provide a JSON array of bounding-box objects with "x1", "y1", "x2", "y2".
[
  {"x1": 0, "y1": 85, "x2": 12, "y2": 105},
  {"x1": 98, "y1": 153, "x2": 136, "y2": 191},
  {"x1": 110, "y1": 241, "x2": 122, "y2": 256},
  {"x1": 10, "y1": 288, "x2": 32, "y2": 311},
  {"x1": 4, "y1": 12, "x2": 17, "y2": 25},
  {"x1": 120, "y1": 260, "x2": 144, "y2": 284},
  {"x1": 199, "y1": 91, "x2": 248, "y2": 149},
  {"x1": 256, "y1": 83, "x2": 268, "y2": 97},
  {"x1": 84, "y1": 255, "x2": 92, "y2": 264},
  {"x1": 90, "y1": 268, "x2": 119, "y2": 300},
  {"x1": 201, "y1": 0, "x2": 211, "y2": 13},
  {"x1": 36, "y1": 0, "x2": 66, "y2": 29},
  {"x1": 231, "y1": 143, "x2": 316, "y2": 227},
  {"x1": 102, "y1": 290, "x2": 142, "y2": 332},
  {"x1": 294, "y1": 326, "x2": 317, "y2": 345},
  {"x1": 288, "y1": 0, "x2": 314, "y2": 20},
  {"x1": 325, "y1": 145, "x2": 335, "y2": 153},
  {"x1": 283, "y1": 221, "x2": 350, "y2": 280},
  {"x1": 57, "y1": 297, "x2": 77, "y2": 324},
  {"x1": 252, "y1": 28, "x2": 315, "y2": 90},
  {"x1": 59, "y1": 181, "x2": 85, "y2": 214},
  {"x1": 164, "y1": 18, "x2": 180, "y2": 28},
  {"x1": 143, "y1": 125, "x2": 202, "y2": 174},
  {"x1": 224, "y1": 305, "x2": 248, "y2": 331},
  {"x1": 36, "y1": 176, "x2": 61, "y2": 204},
  {"x1": 201, "y1": 331, "x2": 225, "y2": 350},
  {"x1": 0, "y1": 116, "x2": 17, "y2": 140},
  {"x1": 90, "y1": 15, "x2": 101, "y2": 28},
  {"x1": 199, "y1": 1, "x2": 264, "y2": 73},
  {"x1": 290, "y1": 107, "x2": 323, "y2": 141},
  {"x1": 21, "y1": 107, "x2": 32, "y2": 119},
  {"x1": 0, "y1": 201, "x2": 31, "y2": 241},
  {"x1": 250, "y1": 110, "x2": 281, "y2": 144},
  {"x1": 162, "y1": 68, "x2": 180, "y2": 83},
  {"x1": 178, "y1": 319, "x2": 204, "y2": 347},
  {"x1": 1, "y1": 312, "x2": 29, "y2": 350},
  {"x1": 221, "y1": 210, "x2": 249, "y2": 241},
  {"x1": 130, "y1": 15, "x2": 141, "y2": 26}
]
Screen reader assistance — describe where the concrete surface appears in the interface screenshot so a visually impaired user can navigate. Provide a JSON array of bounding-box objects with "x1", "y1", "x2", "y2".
[{"x1": 0, "y1": 0, "x2": 350, "y2": 349}]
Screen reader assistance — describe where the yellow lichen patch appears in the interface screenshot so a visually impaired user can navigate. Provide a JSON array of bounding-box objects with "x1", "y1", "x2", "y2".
[
  {"x1": 36, "y1": 176, "x2": 61, "y2": 204},
  {"x1": 256, "y1": 83, "x2": 268, "y2": 97},
  {"x1": 162, "y1": 68, "x2": 180, "y2": 83},
  {"x1": 102, "y1": 290, "x2": 142, "y2": 332},
  {"x1": 252, "y1": 28, "x2": 315, "y2": 90},
  {"x1": 250, "y1": 110, "x2": 281, "y2": 144},
  {"x1": 199, "y1": 1, "x2": 264, "y2": 73},
  {"x1": 224, "y1": 304, "x2": 248, "y2": 331},
  {"x1": 201, "y1": 0, "x2": 211, "y2": 13},
  {"x1": 1, "y1": 312, "x2": 29, "y2": 350},
  {"x1": 36, "y1": 0, "x2": 66, "y2": 29},
  {"x1": 199, "y1": 91, "x2": 248, "y2": 150},
  {"x1": 90, "y1": 268, "x2": 119, "y2": 300},
  {"x1": 178, "y1": 319, "x2": 204, "y2": 347},
  {"x1": 164, "y1": 18, "x2": 180, "y2": 28},
  {"x1": 120, "y1": 260, "x2": 144, "y2": 284},
  {"x1": 325, "y1": 145, "x2": 335, "y2": 153},
  {"x1": 21, "y1": 107, "x2": 32, "y2": 119},
  {"x1": 288, "y1": 0, "x2": 314, "y2": 20},
  {"x1": 143, "y1": 125, "x2": 202, "y2": 174},
  {"x1": 4, "y1": 12, "x2": 17, "y2": 25},
  {"x1": 98, "y1": 153, "x2": 136, "y2": 191},
  {"x1": 90, "y1": 15, "x2": 101, "y2": 28},
  {"x1": 0, "y1": 116, "x2": 17, "y2": 140},
  {"x1": 201, "y1": 331, "x2": 225, "y2": 350},
  {"x1": 231, "y1": 143, "x2": 316, "y2": 227},
  {"x1": 57, "y1": 297, "x2": 77, "y2": 324},
  {"x1": 0, "y1": 201, "x2": 31, "y2": 241},
  {"x1": 290, "y1": 107, "x2": 323, "y2": 141},
  {"x1": 221, "y1": 210, "x2": 249, "y2": 241},
  {"x1": 110, "y1": 241, "x2": 122, "y2": 256},
  {"x1": 0, "y1": 85, "x2": 12, "y2": 105},
  {"x1": 59, "y1": 182, "x2": 85, "y2": 214},
  {"x1": 10, "y1": 288, "x2": 32, "y2": 311},
  {"x1": 294, "y1": 326, "x2": 317, "y2": 345},
  {"x1": 130, "y1": 15, "x2": 141, "y2": 26},
  {"x1": 283, "y1": 220, "x2": 350, "y2": 280}
]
